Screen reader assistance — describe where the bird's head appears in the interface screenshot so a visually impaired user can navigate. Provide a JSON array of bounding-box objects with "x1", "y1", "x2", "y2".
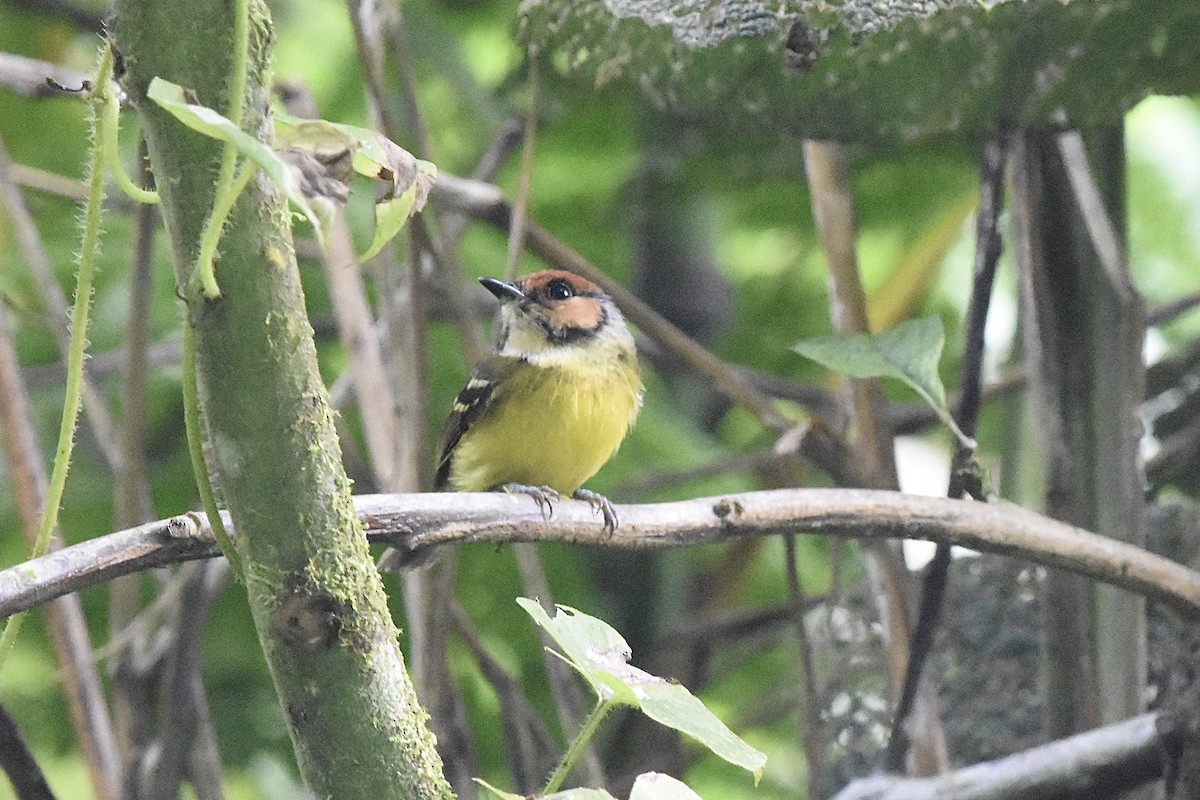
[{"x1": 480, "y1": 270, "x2": 634, "y2": 363}]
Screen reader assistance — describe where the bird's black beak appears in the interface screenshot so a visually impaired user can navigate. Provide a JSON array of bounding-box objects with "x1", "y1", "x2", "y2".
[{"x1": 479, "y1": 277, "x2": 525, "y2": 304}]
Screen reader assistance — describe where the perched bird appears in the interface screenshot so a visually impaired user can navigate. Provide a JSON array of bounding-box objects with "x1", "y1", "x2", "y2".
[{"x1": 386, "y1": 269, "x2": 643, "y2": 568}]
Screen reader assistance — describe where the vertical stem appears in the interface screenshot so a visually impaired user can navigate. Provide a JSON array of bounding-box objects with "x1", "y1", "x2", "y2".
[
  {"x1": 802, "y1": 139, "x2": 947, "y2": 776},
  {"x1": 1011, "y1": 128, "x2": 1144, "y2": 739},
  {"x1": 113, "y1": 0, "x2": 453, "y2": 794},
  {"x1": 883, "y1": 139, "x2": 1005, "y2": 773},
  {"x1": 0, "y1": 45, "x2": 114, "y2": 665},
  {"x1": 542, "y1": 700, "x2": 614, "y2": 795},
  {"x1": 504, "y1": 49, "x2": 538, "y2": 280}
]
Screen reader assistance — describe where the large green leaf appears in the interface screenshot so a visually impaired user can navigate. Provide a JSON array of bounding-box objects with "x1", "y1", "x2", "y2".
[
  {"x1": 794, "y1": 317, "x2": 973, "y2": 447},
  {"x1": 518, "y1": 599, "x2": 767, "y2": 781}
]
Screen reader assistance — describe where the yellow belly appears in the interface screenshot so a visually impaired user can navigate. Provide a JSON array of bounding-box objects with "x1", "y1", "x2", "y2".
[{"x1": 448, "y1": 358, "x2": 642, "y2": 494}]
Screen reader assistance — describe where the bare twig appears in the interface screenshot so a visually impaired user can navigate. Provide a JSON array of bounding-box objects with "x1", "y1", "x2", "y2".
[
  {"x1": 345, "y1": 5, "x2": 474, "y2": 795},
  {"x1": 1056, "y1": 131, "x2": 1135, "y2": 305},
  {"x1": 802, "y1": 138, "x2": 940, "y2": 772},
  {"x1": 280, "y1": 80, "x2": 402, "y2": 492},
  {"x1": 883, "y1": 138, "x2": 1004, "y2": 774},
  {"x1": 145, "y1": 561, "x2": 228, "y2": 800},
  {"x1": 0, "y1": 52, "x2": 93, "y2": 99},
  {"x1": 109, "y1": 138, "x2": 158, "y2": 797},
  {"x1": 504, "y1": 52, "x2": 538, "y2": 281},
  {"x1": 1147, "y1": 290, "x2": 1200, "y2": 328},
  {"x1": 5, "y1": 489, "x2": 1200, "y2": 618},
  {"x1": 784, "y1": 535, "x2": 825, "y2": 798},
  {"x1": 833, "y1": 712, "x2": 1162, "y2": 800},
  {"x1": 8, "y1": 162, "x2": 89, "y2": 201},
  {"x1": 450, "y1": 603, "x2": 558, "y2": 794},
  {"x1": 0, "y1": 701, "x2": 56, "y2": 800},
  {"x1": 382, "y1": 3, "x2": 432, "y2": 161},
  {"x1": 513, "y1": 546, "x2": 606, "y2": 787}
]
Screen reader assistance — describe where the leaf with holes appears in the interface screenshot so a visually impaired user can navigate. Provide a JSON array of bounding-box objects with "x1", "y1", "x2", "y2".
[
  {"x1": 147, "y1": 78, "x2": 329, "y2": 242},
  {"x1": 275, "y1": 115, "x2": 436, "y2": 262},
  {"x1": 518, "y1": 599, "x2": 766, "y2": 782}
]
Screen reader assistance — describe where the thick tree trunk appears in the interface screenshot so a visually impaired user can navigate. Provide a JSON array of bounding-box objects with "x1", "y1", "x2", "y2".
[
  {"x1": 1011, "y1": 129, "x2": 1147, "y2": 744},
  {"x1": 110, "y1": 2, "x2": 453, "y2": 797}
]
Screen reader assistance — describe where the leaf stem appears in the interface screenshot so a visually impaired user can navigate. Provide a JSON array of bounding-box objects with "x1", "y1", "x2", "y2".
[
  {"x1": 542, "y1": 698, "x2": 614, "y2": 795},
  {"x1": 191, "y1": 0, "x2": 251, "y2": 298},
  {"x1": 192, "y1": 157, "x2": 258, "y2": 298},
  {"x1": 0, "y1": 44, "x2": 115, "y2": 667},
  {"x1": 101, "y1": 72, "x2": 159, "y2": 205},
  {"x1": 181, "y1": 318, "x2": 243, "y2": 578}
]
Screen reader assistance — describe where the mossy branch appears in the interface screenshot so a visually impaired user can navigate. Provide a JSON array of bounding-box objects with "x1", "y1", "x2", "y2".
[{"x1": 109, "y1": 1, "x2": 452, "y2": 796}]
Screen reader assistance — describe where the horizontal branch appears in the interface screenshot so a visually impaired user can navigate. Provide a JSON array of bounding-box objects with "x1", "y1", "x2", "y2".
[
  {"x1": 832, "y1": 712, "x2": 1162, "y2": 800},
  {"x1": 2, "y1": 489, "x2": 1200, "y2": 618}
]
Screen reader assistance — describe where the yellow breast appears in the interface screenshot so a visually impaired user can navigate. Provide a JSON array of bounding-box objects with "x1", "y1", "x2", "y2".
[{"x1": 447, "y1": 356, "x2": 642, "y2": 494}]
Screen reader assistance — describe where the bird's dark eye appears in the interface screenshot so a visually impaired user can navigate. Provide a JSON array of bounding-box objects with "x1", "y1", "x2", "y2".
[{"x1": 544, "y1": 279, "x2": 574, "y2": 301}]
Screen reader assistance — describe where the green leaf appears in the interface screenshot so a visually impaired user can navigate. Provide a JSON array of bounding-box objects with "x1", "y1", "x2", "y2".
[
  {"x1": 274, "y1": 115, "x2": 436, "y2": 262},
  {"x1": 629, "y1": 773, "x2": 704, "y2": 800},
  {"x1": 474, "y1": 778, "x2": 616, "y2": 800},
  {"x1": 146, "y1": 78, "x2": 329, "y2": 243},
  {"x1": 793, "y1": 317, "x2": 974, "y2": 448},
  {"x1": 518, "y1": 599, "x2": 767, "y2": 781}
]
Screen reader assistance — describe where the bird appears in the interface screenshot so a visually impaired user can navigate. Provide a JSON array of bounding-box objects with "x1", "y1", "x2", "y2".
[{"x1": 386, "y1": 269, "x2": 643, "y2": 568}]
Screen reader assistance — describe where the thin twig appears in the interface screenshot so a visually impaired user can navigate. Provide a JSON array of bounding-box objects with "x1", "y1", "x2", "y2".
[
  {"x1": 0, "y1": 52, "x2": 94, "y2": 99},
  {"x1": 280, "y1": 82, "x2": 401, "y2": 490},
  {"x1": 451, "y1": 603, "x2": 559, "y2": 794},
  {"x1": 145, "y1": 561, "x2": 228, "y2": 800},
  {"x1": 834, "y1": 712, "x2": 1162, "y2": 800},
  {"x1": 883, "y1": 138, "x2": 1005, "y2": 774},
  {"x1": 346, "y1": 5, "x2": 472, "y2": 795},
  {"x1": 784, "y1": 535, "x2": 826, "y2": 798},
  {"x1": 1056, "y1": 131, "x2": 1135, "y2": 306},
  {"x1": 802, "y1": 138, "x2": 939, "y2": 770},
  {"x1": 6, "y1": 489, "x2": 1200, "y2": 618},
  {"x1": 110, "y1": 139, "x2": 158, "y2": 677},
  {"x1": 1147, "y1": 290, "x2": 1200, "y2": 328},
  {"x1": 0, "y1": 701, "x2": 56, "y2": 800},
  {"x1": 504, "y1": 51, "x2": 538, "y2": 280},
  {"x1": 513, "y1": 547, "x2": 606, "y2": 787}
]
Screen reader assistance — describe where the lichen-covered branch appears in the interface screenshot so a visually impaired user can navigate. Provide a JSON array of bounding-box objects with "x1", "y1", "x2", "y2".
[{"x1": 4, "y1": 489, "x2": 1200, "y2": 621}]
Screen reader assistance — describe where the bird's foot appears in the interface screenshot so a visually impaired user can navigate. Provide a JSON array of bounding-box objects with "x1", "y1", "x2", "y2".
[
  {"x1": 573, "y1": 488, "x2": 619, "y2": 533},
  {"x1": 496, "y1": 483, "x2": 560, "y2": 520}
]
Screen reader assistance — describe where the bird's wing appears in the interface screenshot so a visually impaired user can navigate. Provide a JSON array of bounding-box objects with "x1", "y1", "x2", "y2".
[{"x1": 433, "y1": 356, "x2": 518, "y2": 489}]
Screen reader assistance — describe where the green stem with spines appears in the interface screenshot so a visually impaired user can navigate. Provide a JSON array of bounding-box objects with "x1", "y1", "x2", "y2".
[
  {"x1": 542, "y1": 698, "x2": 615, "y2": 795},
  {"x1": 102, "y1": 78, "x2": 160, "y2": 205},
  {"x1": 0, "y1": 44, "x2": 116, "y2": 666}
]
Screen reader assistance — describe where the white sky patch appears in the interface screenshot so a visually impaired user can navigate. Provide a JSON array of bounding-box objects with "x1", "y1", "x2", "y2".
[{"x1": 894, "y1": 435, "x2": 952, "y2": 570}]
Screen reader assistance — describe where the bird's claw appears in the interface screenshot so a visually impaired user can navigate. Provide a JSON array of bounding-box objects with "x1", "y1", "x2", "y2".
[
  {"x1": 497, "y1": 483, "x2": 560, "y2": 520},
  {"x1": 573, "y1": 488, "x2": 619, "y2": 533}
]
